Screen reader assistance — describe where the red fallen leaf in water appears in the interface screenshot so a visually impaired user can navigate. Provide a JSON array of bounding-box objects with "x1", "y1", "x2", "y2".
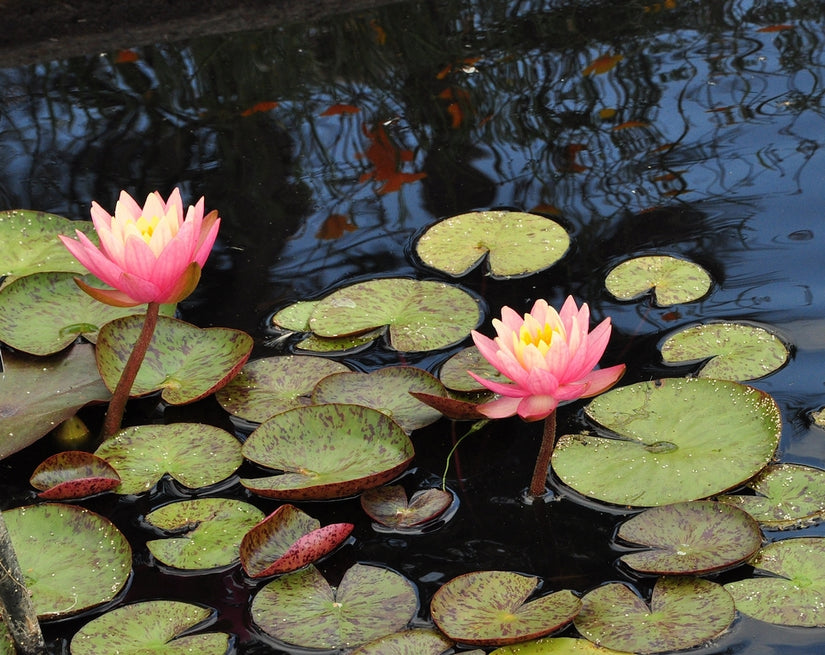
[
  {"x1": 241, "y1": 101, "x2": 279, "y2": 117},
  {"x1": 582, "y1": 53, "x2": 624, "y2": 76},
  {"x1": 357, "y1": 123, "x2": 427, "y2": 194},
  {"x1": 370, "y1": 19, "x2": 387, "y2": 44},
  {"x1": 114, "y1": 49, "x2": 140, "y2": 64},
  {"x1": 530, "y1": 203, "x2": 562, "y2": 216},
  {"x1": 559, "y1": 143, "x2": 588, "y2": 173},
  {"x1": 650, "y1": 171, "x2": 685, "y2": 182},
  {"x1": 757, "y1": 24, "x2": 795, "y2": 32},
  {"x1": 30, "y1": 450, "x2": 121, "y2": 500},
  {"x1": 611, "y1": 120, "x2": 650, "y2": 131},
  {"x1": 439, "y1": 87, "x2": 472, "y2": 128},
  {"x1": 316, "y1": 213, "x2": 357, "y2": 239},
  {"x1": 661, "y1": 310, "x2": 682, "y2": 321},
  {"x1": 321, "y1": 103, "x2": 360, "y2": 116}
]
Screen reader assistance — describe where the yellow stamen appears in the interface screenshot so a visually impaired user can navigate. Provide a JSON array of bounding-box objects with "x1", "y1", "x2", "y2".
[
  {"x1": 518, "y1": 320, "x2": 563, "y2": 356},
  {"x1": 134, "y1": 214, "x2": 162, "y2": 244}
]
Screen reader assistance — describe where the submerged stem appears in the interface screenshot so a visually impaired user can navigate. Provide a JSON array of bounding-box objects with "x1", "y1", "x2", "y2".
[{"x1": 528, "y1": 411, "x2": 556, "y2": 498}]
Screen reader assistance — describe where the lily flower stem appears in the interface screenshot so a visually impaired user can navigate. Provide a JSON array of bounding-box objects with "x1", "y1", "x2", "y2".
[
  {"x1": 529, "y1": 410, "x2": 556, "y2": 498},
  {"x1": 100, "y1": 302, "x2": 160, "y2": 440}
]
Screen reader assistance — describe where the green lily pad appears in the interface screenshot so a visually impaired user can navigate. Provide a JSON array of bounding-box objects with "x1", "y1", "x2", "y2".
[
  {"x1": 240, "y1": 504, "x2": 353, "y2": 578},
  {"x1": 724, "y1": 537, "x2": 825, "y2": 626},
  {"x1": 216, "y1": 355, "x2": 351, "y2": 423},
  {"x1": 0, "y1": 344, "x2": 111, "y2": 461},
  {"x1": 271, "y1": 300, "x2": 383, "y2": 352},
  {"x1": 241, "y1": 403, "x2": 414, "y2": 500},
  {"x1": 29, "y1": 451, "x2": 121, "y2": 500},
  {"x1": 439, "y1": 346, "x2": 509, "y2": 392},
  {"x1": 605, "y1": 255, "x2": 712, "y2": 305},
  {"x1": 491, "y1": 636, "x2": 631, "y2": 654},
  {"x1": 70, "y1": 600, "x2": 230, "y2": 654},
  {"x1": 350, "y1": 628, "x2": 453, "y2": 654},
  {"x1": 616, "y1": 500, "x2": 762, "y2": 575},
  {"x1": 96, "y1": 315, "x2": 253, "y2": 404},
  {"x1": 574, "y1": 577, "x2": 734, "y2": 654},
  {"x1": 414, "y1": 210, "x2": 570, "y2": 278},
  {"x1": 360, "y1": 485, "x2": 453, "y2": 529},
  {"x1": 271, "y1": 300, "x2": 318, "y2": 331},
  {"x1": 311, "y1": 366, "x2": 446, "y2": 432},
  {"x1": 145, "y1": 497, "x2": 264, "y2": 571},
  {"x1": 660, "y1": 322, "x2": 788, "y2": 380},
  {"x1": 718, "y1": 463, "x2": 825, "y2": 529},
  {"x1": 430, "y1": 570, "x2": 581, "y2": 646},
  {"x1": 94, "y1": 423, "x2": 243, "y2": 495},
  {"x1": 251, "y1": 563, "x2": 418, "y2": 649},
  {"x1": 2, "y1": 503, "x2": 131, "y2": 619},
  {"x1": 552, "y1": 378, "x2": 781, "y2": 506},
  {"x1": 308, "y1": 278, "x2": 481, "y2": 352}
]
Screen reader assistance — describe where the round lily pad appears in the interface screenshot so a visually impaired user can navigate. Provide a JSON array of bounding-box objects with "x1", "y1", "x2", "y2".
[
  {"x1": 439, "y1": 346, "x2": 509, "y2": 392},
  {"x1": 241, "y1": 403, "x2": 415, "y2": 500},
  {"x1": 491, "y1": 636, "x2": 630, "y2": 654},
  {"x1": 350, "y1": 628, "x2": 453, "y2": 654},
  {"x1": 605, "y1": 255, "x2": 712, "y2": 305},
  {"x1": 251, "y1": 563, "x2": 418, "y2": 649},
  {"x1": 574, "y1": 577, "x2": 735, "y2": 654},
  {"x1": 271, "y1": 300, "x2": 318, "y2": 331},
  {"x1": 552, "y1": 378, "x2": 781, "y2": 507},
  {"x1": 270, "y1": 300, "x2": 383, "y2": 352},
  {"x1": 94, "y1": 423, "x2": 243, "y2": 495},
  {"x1": 145, "y1": 497, "x2": 264, "y2": 571},
  {"x1": 70, "y1": 600, "x2": 230, "y2": 654},
  {"x1": 414, "y1": 210, "x2": 570, "y2": 278},
  {"x1": 360, "y1": 485, "x2": 453, "y2": 529},
  {"x1": 430, "y1": 570, "x2": 581, "y2": 646},
  {"x1": 2, "y1": 503, "x2": 131, "y2": 619},
  {"x1": 308, "y1": 278, "x2": 482, "y2": 352},
  {"x1": 616, "y1": 500, "x2": 762, "y2": 575},
  {"x1": 29, "y1": 451, "x2": 121, "y2": 500},
  {"x1": 660, "y1": 322, "x2": 788, "y2": 380}
]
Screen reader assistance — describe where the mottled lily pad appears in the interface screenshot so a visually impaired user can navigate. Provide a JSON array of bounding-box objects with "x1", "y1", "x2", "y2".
[
  {"x1": 251, "y1": 563, "x2": 417, "y2": 649},
  {"x1": 430, "y1": 570, "x2": 581, "y2": 646},
  {"x1": 271, "y1": 300, "x2": 317, "y2": 331},
  {"x1": 574, "y1": 577, "x2": 735, "y2": 654},
  {"x1": 215, "y1": 355, "x2": 351, "y2": 423},
  {"x1": 491, "y1": 636, "x2": 630, "y2": 654},
  {"x1": 29, "y1": 451, "x2": 120, "y2": 500},
  {"x1": 415, "y1": 210, "x2": 570, "y2": 278},
  {"x1": 616, "y1": 501, "x2": 762, "y2": 575},
  {"x1": 724, "y1": 537, "x2": 825, "y2": 626},
  {"x1": 439, "y1": 346, "x2": 509, "y2": 392},
  {"x1": 145, "y1": 497, "x2": 264, "y2": 570},
  {"x1": 308, "y1": 278, "x2": 481, "y2": 352},
  {"x1": 240, "y1": 504, "x2": 353, "y2": 578},
  {"x1": 2, "y1": 503, "x2": 131, "y2": 619},
  {"x1": 96, "y1": 315, "x2": 253, "y2": 404},
  {"x1": 605, "y1": 255, "x2": 712, "y2": 305},
  {"x1": 94, "y1": 423, "x2": 243, "y2": 495},
  {"x1": 350, "y1": 628, "x2": 453, "y2": 654},
  {"x1": 271, "y1": 301, "x2": 383, "y2": 352},
  {"x1": 70, "y1": 600, "x2": 230, "y2": 654},
  {"x1": 360, "y1": 485, "x2": 453, "y2": 529},
  {"x1": 552, "y1": 378, "x2": 781, "y2": 506},
  {"x1": 660, "y1": 322, "x2": 788, "y2": 380}
]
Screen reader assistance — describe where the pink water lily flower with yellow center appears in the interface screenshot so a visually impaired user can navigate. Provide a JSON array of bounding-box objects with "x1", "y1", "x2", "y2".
[{"x1": 60, "y1": 188, "x2": 220, "y2": 307}]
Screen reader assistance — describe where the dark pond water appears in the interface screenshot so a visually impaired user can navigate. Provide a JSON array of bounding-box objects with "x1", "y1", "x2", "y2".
[{"x1": 2, "y1": 0, "x2": 825, "y2": 652}]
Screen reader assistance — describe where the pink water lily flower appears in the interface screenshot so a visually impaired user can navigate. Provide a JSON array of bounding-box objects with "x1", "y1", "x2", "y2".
[
  {"x1": 60, "y1": 188, "x2": 220, "y2": 307},
  {"x1": 469, "y1": 296, "x2": 625, "y2": 421}
]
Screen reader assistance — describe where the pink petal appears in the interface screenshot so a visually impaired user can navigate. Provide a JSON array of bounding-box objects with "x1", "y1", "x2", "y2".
[
  {"x1": 114, "y1": 272, "x2": 161, "y2": 304},
  {"x1": 523, "y1": 366, "x2": 560, "y2": 396},
  {"x1": 577, "y1": 364, "x2": 626, "y2": 398},
  {"x1": 475, "y1": 395, "x2": 523, "y2": 419},
  {"x1": 191, "y1": 211, "x2": 221, "y2": 267},
  {"x1": 467, "y1": 371, "x2": 528, "y2": 398},
  {"x1": 516, "y1": 395, "x2": 558, "y2": 421},
  {"x1": 115, "y1": 190, "x2": 143, "y2": 219},
  {"x1": 471, "y1": 331, "x2": 506, "y2": 370},
  {"x1": 566, "y1": 319, "x2": 612, "y2": 381},
  {"x1": 498, "y1": 305, "x2": 525, "y2": 332},
  {"x1": 59, "y1": 233, "x2": 125, "y2": 289}
]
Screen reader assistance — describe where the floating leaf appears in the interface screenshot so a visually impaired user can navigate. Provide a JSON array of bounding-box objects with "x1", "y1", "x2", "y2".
[
  {"x1": 96, "y1": 315, "x2": 253, "y2": 404},
  {"x1": 251, "y1": 563, "x2": 417, "y2": 649},
  {"x1": 145, "y1": 497, "x2": 264, "y2": 570},
  {"x1": 271, "y1": 300, "x2": 318, "y2": 331},
  {"x1": 308, "y1": 278, "x2": 481, "y2": 351},
  {"x1": 415, "y1": 210, "x2": 570, "y2": 278},
  {"x1": 491, "y1": 636, "x2": 630, "y2": 653},
  {"x1": 241, "y1": 404, "x2": 414, "y2": 500},
  {"x1": 271, "y1": 301, "x2": 383, "y2": 352},
  {"x1": 360, "y1": 485, "x2": 453, "y2": 529},
  {"x1": 408, "y1": 391, "x2": 488, "y2": 420},
  {"x1": 616, "y1": 500, "x2": 762, "y2": 575},
  {"x1": 2, "y1": 503, "x2": 131, "y2": 619},
  {"x1": 574, "y1": 577, "x2": 734, "y2": 654},
  {"x1": 29, "y1": 451, "x2": 120, "y2": 500},
  {"x1": 660, "y1": 322, "x2": 788, "y2": 381},
  {"x1": 605, "y1": 255, "x2": 711, "y2": 305},
  {"x1": 552, "y1": 378, "x2": 781, "y2": 506},
  {"x1": 70, "y1": 600, "x2": 230, "y2": 654},
  {"x1": 430, "y1": 570, "x2": 581, "y2": 646},
  {"x1": 439, "y1": 346, "x2": 509, "y2": 392},
  {"x1": 94, "y1": 423, "x2": 243, "y2": 495},
  {"x1": 350, "y1": 628, "x2": 453, "y2": 654}
]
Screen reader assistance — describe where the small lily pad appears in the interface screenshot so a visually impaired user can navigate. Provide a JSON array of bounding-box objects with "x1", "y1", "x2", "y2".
[
  {"x1": 616, "y1": 500, "x2": 762, "y2": 575},
  {"x1": 415, "y1": 210, "x2": 570, "y2": 278},
  {"x1": 70, "y1": 600, "x2": 230, "y2": 654},
  {"x1": 271, "y1": 300, "x2": 318, "y2": 331},
  {"x1": 145, "y1": 497, "x2": 264, "y2": 571},
  {"x1": 251, "y1": 563, "x2": 418, "y2": 649},
  {"x1": 574, "y1": 577, "x2": 734, "y2": 654},
  {"x1": 430, "y1": 570, "x2": 581, "y2": 646},
  {"x1": 96, "y1": 315, "x2": 253, "y2": 404},
  {"x1": 29, "y1": 451, "x2": 121, "y2": 500},
  {"x1": 271, "y1": 300, "x2": 383, "y2": 352},
  {"x1": 439, "y1": 346, "x2": 509, "y2": 392},
  {"x1": 240, "y1": 504, "x2": 353, "y2": 578},
  {"x1": 241, "y1": 403, "x2": 414, "y2": 500},
  {"x1": 350, "y1": 628, "x2": 453, "y2": 654},
  {"x1": 360, "y1": 485, "x2": 453, "y2": 529},
  {"x1": 491, "y1": 636, "x2": 630, "y2": 654},
  {"x1": 660, "y1": 322, "x2": 788, "y2": 380},
  {"x1": 605, "y1": 255, "x2": 712, "y2": 305}
]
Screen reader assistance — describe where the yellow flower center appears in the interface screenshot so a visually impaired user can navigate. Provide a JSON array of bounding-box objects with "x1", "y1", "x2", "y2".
[
  {"x1": 518, "y1": 320, "x2": 563, "y2": 356},
  {"x1": 134, "y1": 214, "x2": 162, "y2": 244}
]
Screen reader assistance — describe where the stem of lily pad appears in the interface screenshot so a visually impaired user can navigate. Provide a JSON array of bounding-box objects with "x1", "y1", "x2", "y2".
[
  {"x1": 528, "y1": 410, "x2": 556, "y2": 498},
  {"x1": 100, "y1": 302, "x2": 160, "y2": 440}
]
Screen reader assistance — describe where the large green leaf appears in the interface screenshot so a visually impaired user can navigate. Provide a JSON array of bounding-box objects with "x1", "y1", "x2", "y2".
[
  {"x1": 552, "y1": 378, "x2": 781, "y2": 506},
  {"x1": 491, "y1": 637, "x2": 631, "y2": 654},
  {"x1": 605, "y1": 255, "x2": 712, "y2": 305},
  {"x1": 350, "y1": 628, "x2": 453, "y2": 654},
  {"x1": 414, "y1": 210, "x2": 570, "y2": 278}
]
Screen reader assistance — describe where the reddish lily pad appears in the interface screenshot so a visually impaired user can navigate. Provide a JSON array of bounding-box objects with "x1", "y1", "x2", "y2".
[
  {"x1": 605, "y1": 255, "x2": 712, "y2": 305},
  {"x1": 350, "y1": 628, "x2": 453, "y2": 654},
  {"x1": 94, "y1": 423, "x2": 243, "y2": 495},
  {"x1": 408, "y1": 391, "x2": 488, "y2": 420},
  {"x1": 240, "y1": 504, "x2": 353, "y2": 578},
  {"x1": 250, "y1": 563, "x2": 417, "y2": 649},
  {"x1": 439, "y1": 346, "x2": 509, "y2": 392},
  {"x1": 360, "y1": 485, "x2": 453, "y2": 529},
  {"x1": 430, "y1": 570, "x2": 581, "y2": 646},
  {"x1": 574, "y1": 577, "x2": 735, "y2": 654},
  {"x1": 70, "y1": 600, "x2": 230, "y2": 654},
  {"x1": 241, "y1": 403, "x2": 414, "y2": 500},
  {"x1": 616, "y1": 500, "x2": 762, "y2": 575},
  {"x1": 96, "y1": 315, "x2": 253, "y2": 404},
  {"x1": 491, "y1": 637, "x2": 630, "y2": 654},
  {"x1": 29, "y1": 451, "x2": 121, "y2": 500},
  {"x1": 2, "y1": 503, "x2": 131, "y2": 619}
]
